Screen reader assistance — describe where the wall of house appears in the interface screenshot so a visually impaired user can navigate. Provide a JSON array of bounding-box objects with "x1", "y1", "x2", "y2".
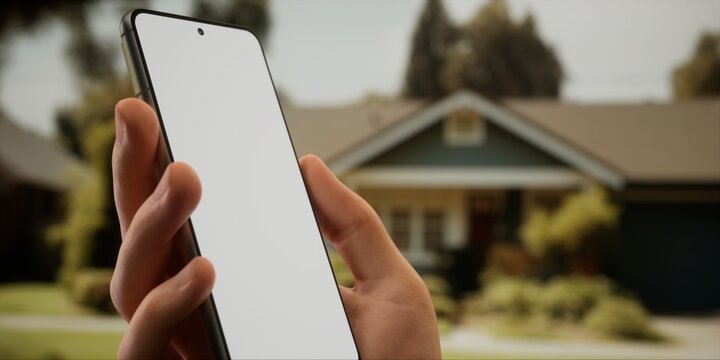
[
  {"x1": 365, "y1": 120, "x2": 566, "y2": 167},
  {"x1": 358, "y1": 187, "x2": 467, "y2": 269},
  {"x1": 0, "y1": 183, "x2": 62, "y2": 282},
  {"x1": 606, "y1": 187, "x2": 720, "y2": 312}
]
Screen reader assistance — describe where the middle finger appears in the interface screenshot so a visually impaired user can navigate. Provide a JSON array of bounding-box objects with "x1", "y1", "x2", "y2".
[{"x1": 111, "y1": 162, "x2": 202, "y2": 320}]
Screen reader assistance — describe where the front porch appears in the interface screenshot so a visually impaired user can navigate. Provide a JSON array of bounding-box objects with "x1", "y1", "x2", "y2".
[{"x1": 349, "y1": 166, "x2": 591, "y2": 272}]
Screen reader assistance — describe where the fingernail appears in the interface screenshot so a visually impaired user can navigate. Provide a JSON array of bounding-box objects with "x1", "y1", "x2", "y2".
[
  {"x1": 115, "y1": 112, "x2": 126, "y2": 145},
  {"x1": 174, "y1": 259, "x2": 197, "y2": 287}
]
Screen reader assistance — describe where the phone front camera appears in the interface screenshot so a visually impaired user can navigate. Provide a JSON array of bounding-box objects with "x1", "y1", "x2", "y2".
[{"x1": 197, "y1": 28, "x2": 204, "y2": 36}]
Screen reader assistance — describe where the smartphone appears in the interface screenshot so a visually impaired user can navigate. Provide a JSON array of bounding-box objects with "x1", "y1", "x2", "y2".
[{"x1": 120, "y1": 9, "x2": 358, "y2": 359}]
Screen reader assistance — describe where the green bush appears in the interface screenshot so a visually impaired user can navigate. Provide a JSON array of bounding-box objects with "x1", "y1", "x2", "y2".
[
  {"x1": 422, "y1": 275, "x2": 457, "y2": 319},
  {"x1": 521, "y1": 187, "x2": 618, "y2": 258},
  {"x1": 584, "y1": 295, "x2": 658, "y2": 340},
  {"x1": 329, "y1": 251, "x2": 355, "y2": 288},
  {"x1": 70, "y1": 268, "x2": 115, "y2": 314},
  {"x1": 474, "y1": 277, "x2": 541, "y2": 317},
  {"x1": 537, "y1": 276, "x2": 613, "y2": 321}
]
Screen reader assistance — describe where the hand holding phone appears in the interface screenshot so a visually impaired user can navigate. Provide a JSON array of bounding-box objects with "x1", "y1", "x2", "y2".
[{"x1": 113, "y1": 9, "x2": 440, "y2": 359}]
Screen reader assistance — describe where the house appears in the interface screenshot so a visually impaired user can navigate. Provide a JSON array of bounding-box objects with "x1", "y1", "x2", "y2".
[
  {"x1": 284, "y1": 91, "x2": 720, "y2": 312},
  {"x1": 0, "y1": 113, "x2": 91, "y2": 282}
]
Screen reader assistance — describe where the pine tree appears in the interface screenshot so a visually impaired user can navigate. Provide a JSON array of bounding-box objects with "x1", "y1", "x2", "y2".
[
  {"x1": 442, "y1": 0, "x2": 563, "y2": 98},
  {"x1": 673, "y1": 32, "x2": 720, "y2": 99},
  {"x1": 402, "y1": 0, "x2": 457, "y2": 99}
]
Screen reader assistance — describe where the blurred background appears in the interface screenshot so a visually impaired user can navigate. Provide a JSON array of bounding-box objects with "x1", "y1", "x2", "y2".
[{"x1": 1, "y1": 0, "x2": 719, "y2": 358}]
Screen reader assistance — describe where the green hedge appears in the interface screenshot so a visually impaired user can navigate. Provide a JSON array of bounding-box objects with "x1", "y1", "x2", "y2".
[{"x1": 70, "y1": 268, "x2": 115, "y2": 314}]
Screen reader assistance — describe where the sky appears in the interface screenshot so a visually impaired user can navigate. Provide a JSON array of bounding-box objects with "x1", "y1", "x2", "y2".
[{"x1": 1, "y1": 0, "x2": 719, "y2": 137}]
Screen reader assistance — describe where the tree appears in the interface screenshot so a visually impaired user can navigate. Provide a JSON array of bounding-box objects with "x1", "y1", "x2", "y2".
[
  {"x1": 47, "y1": 1, "x2": 272, "y2": 308},
  {"x1": 402, "y1": 0, "x2": 457, "y2": 99},
  {"x1": 61, "y1": 2, "x2": 117, "y2": 84},
  {"x1": 443, "y1": 0, "x2": 563, "y2": 98},
  {"x1": 0, "y1": 0, "x2": 98, "y2": 97},
  {"x1": 520, "y1": 187, "x2": 618, "y2": 274},
  {"x1": 673, "y1": 32, "x2": 720, "y2": 99},
  {"x1": 48, "y1": 77, "x2": 134, "y2": 286}
]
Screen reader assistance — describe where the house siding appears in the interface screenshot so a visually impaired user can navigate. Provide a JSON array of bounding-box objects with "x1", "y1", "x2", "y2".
[{"x1": 365, "y1": 120, "x2": 566, "y2": 167}]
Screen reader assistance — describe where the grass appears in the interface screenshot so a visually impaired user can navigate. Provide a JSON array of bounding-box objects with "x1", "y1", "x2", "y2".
[
  {"x1": 0, "y1": 283, "x2": 122, "y2": 359},
  {"x1": 0, "y1": 283, "x2": 93, "y2": 315},
  {"x1": 0, "y1": 329, "x2": 121, "y2": 359}
]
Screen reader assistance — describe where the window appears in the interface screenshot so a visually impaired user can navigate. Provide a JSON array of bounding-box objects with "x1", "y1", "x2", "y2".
[
  {"x1": 424, "y1": 210, "x2": 444, "y2": 251},
  {"x1": 390, "y1": 209, "x2": 411, "y2": 250},
  {"x1": 443, "y1": 109, "x2": 486, "y2": 146}
]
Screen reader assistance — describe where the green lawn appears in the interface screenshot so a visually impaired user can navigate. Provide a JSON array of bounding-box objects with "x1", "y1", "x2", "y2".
[
  {"x1": 0, "y1": 283, "x2": 92, "y2": 315},
  {"x1": 0, "y1": 283, "x2": 122, "y2": 359},
  {"x1": 0, "y1": 329, "x2": 121, "y2": 359}
]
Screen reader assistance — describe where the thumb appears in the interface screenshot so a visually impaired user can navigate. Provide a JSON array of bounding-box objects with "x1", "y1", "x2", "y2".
[{"x1": 299, "y1": 154, "x2": 411, "y2": 283}]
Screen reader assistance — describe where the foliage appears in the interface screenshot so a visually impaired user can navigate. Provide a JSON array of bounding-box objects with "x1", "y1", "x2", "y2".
[
  {"x1": 403, "y1": 0, "x2": 563, "y2": 100},
  {"x1": 466, "y1": 277, "x2": 540, "y2": 317},
  {"x1": 0, "y1": 1, "x2": 96, "y2": 39},
  {"x1": 0, "y1": 283, "x2": 95, "y2": 315},
  {"x1": 70, "y1": 268, "x2": 115, "y2": 313},
  {"x1": 61, "y1": 3, "x2": 118, "y2": 83},
  {"x1": 423, "y1": 275, "x2": 458, "y2": 320},
  {"x1": 329, "y1": 251, "x2": 355, "y2": 288},
  {"x1": 48, "y1": 78, "x2": 132, "y2": 286},
  {"x1": 443, "y1": 0, "x2": 563, "y2": 98},
  {"x1": 192, "y1": 0, "x2": 270, "y2": 42},
  {"x1": 520, "y1": 187, "x2": 618, "y2": 258},
  {"x1": 536, "y1": 275, "x2": 613, "y2": 321},
  {"x1": 403, "y1": 0, "x2": 457, "y2": 99},
  {"x1": 465, "y1": 275, "x2": 663, "y2": 341},
  {"x1": 673, "y1": 32, "x2": 720, "y2": 99},
  {"x1": 584, "y1": 295, "x2": 659, "y2": 340},
  {"x1": 46, "y1": 171, "x2": 106, "y2": 285}
]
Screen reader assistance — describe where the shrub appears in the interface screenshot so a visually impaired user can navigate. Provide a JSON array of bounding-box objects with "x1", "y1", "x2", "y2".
[
  {"x1": 329, "y1": 251, "x2": 355, "y2": 288},
  {"x1": 422, "y1": 275, "x2": 457, "y2": 319},
  {"x1": 476, "y1": 277, "x2": 540, "y2": 317},
  {"x1": 423, "y1": 275, "x2": 451, "y2": 296},
  {"x1": 584, "y1": 295, "x2": 658, "y2": 340},
  {"x1": 70, "y1": 268, "x2": 115, "y2": 313},
  {"x1": 537, "y1": 276, "x2": 613, "y2": 321},
  {"x1": 521, "y1": 187, "x2": 618, "y2": 258}
]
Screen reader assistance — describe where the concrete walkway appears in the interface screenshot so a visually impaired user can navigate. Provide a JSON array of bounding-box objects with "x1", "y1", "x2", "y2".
[
  {"x1": 0, "y1": 314, "x2": 126, "y2": 333},
  {"x1": 441, "y1": 315, "x2": 720, "y2": 359},
  {"x1": 2, "y1": 313, "x2": 718, "y2": 359}
]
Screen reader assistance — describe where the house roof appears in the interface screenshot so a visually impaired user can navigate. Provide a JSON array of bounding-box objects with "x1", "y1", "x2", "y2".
[
  {"x1": 0, "y1": 113, "x2": 92, "y2": 191},
  {"x1": 283, "y1": 92, "x2": 720, "y2": 186},
  {"x1": 505, "y1": 99, "x2": 720, "y2": 183},
  {"x1": 284, "y1": 101, "x2": 426, "y2": 160}
]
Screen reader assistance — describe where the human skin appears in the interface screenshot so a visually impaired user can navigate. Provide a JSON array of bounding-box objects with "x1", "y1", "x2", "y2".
[{"x1": 109, "y1": 98, "x2": 441, "y2": 359}]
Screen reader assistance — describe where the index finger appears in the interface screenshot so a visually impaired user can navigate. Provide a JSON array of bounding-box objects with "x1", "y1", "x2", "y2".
[{"x1": 112, "y1": 98, "x2": 161, "y2": 236}]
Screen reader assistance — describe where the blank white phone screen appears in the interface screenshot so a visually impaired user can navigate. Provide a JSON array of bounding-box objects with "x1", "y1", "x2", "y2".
[{"x1": 134, "y1": 13, "x2": 357, "y2": 359}]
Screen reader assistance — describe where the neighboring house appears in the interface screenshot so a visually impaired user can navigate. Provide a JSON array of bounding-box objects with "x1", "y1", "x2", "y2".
[
  {"x1": 0, "y1": 114, "x2": 91, "y2": 282},
  {"x1": 284, "y1": 91, "x2": 720, "y2": 312}
]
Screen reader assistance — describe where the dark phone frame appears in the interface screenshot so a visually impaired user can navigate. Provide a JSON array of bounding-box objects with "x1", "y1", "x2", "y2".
[{"x1": 120, "y1": 8, "x2": 360, "y2": 360}]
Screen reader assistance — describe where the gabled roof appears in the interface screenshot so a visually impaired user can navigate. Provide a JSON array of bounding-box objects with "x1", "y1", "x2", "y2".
[
  {"x1": 0, "y1": 114, "x2": 92, "y2": 191},
  {"x1": 507, "y1": 99, "x2": 720, "y2": 184},
  {"x1": 283, "y1": 92, "x2": 720, "y2": 187}
]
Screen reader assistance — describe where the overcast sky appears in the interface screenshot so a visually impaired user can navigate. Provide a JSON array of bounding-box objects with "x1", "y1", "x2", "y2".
[{"x1": 1, "y1": 0, "x2": 719, "y2": 137}]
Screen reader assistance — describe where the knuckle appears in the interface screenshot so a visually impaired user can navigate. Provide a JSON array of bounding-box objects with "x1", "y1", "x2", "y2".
[{"x1": 110, "y1": 273, "x2": 131, "y2": 319}]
